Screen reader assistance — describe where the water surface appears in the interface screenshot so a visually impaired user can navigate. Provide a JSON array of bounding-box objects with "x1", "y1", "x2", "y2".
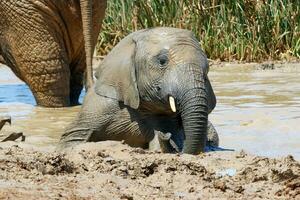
[
  {"x1": 209, "y1": 64, "x2": 300, "y2": 159},
  {"x1": 0, "y1": 64, "x2": 299, "y2": 159}
]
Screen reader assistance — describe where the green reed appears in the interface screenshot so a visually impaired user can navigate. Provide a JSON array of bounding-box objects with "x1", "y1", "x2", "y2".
[{"x1": 96, "y1": 0, "x2": 300, "y2": 62}]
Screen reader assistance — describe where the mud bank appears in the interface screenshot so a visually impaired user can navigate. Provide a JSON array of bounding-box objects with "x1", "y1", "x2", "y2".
[
  {"x1": 1, "y1": 63, "x2": 299, "y2": 199},
  {"x1": 209, "y1": 60, "x2": 300, "y2": 70},
  {"x1": 0, "y1": 141, "x2": 299, "y2": 200}
]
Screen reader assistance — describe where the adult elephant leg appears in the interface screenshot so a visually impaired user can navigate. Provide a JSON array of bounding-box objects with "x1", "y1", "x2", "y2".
[
  {"x1": 67, "y1": 56, "x2": 83, "y2": 106},
  {"x1": 69, "y1": 66, "x2": 84, "y2": 106},
  {"x1": 28, "y1": 63, "x2": 70, "y2": 107},
  {"x1": 4, "y1": 32, "x2": 71, "y2": 107},
  {"x1": 21, "y1": 35, "x2": 71, "y2": 107},
  {"x1": 0, "y1": 3, "x2": 73, "y2": 107}
]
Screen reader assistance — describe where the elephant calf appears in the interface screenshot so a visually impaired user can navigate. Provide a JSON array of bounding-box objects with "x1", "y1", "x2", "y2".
[{"x1": 60, "y1": 27, "x2": 218, "y2": 154}]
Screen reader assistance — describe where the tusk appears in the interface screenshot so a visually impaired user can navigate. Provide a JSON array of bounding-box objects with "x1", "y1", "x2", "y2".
[{"x1": 169, "y1": 96, "x2": 176, "y2": 113}]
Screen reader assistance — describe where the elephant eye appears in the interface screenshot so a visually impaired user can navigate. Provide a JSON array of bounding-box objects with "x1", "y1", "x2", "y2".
[
  {"x1": 156, "y1": 50, "x2": 169, "y2": 67},
  {"x1": 158, "y1": 55, "x2": 168, "y2": 66}
]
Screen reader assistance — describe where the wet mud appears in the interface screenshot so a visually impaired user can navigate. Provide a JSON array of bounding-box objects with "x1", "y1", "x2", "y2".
[
  {"x1": 0, "y1": 63, "x2": 299, "y2": 199},
  {"x1": 0, "y1": 142, "x2": 299, "y2": 199}
]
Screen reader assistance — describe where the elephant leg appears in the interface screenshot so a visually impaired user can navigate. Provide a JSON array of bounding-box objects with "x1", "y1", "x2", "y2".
[
  {"x1": 1, "y1": 44, "x2": 71, "y2": 107},
  {"x1": 25, "y1": 61, "x2": 71, "y2": 107},
  {"x1": 157, "y1": 131, "x2": 179, "y2": 153},
  {"x1": 59, "y1": 91, "x2": 109, "y2": 148},
  {"x1": 3, "y1": 35, "x2": 71, "y2": 107},
  {"x1": 59, "y1": 91, "x2": 154, "y2": 149},
  {"x1": 157, "y1": 121, "x2": 219, "y2": 153},
  {"x1": 69, "y1": 70, "x2": 84, "y2": 106},
  {"x1": 69, "y1": 50, "x2": 88, "y2": 106},
  {"x1": 157, "y1": 130, "x2": 184, "y2": 153},
  {"x1": 59, "y1": 90, "x2": 124, "y2": 149},
  {"x1": 0, "y1": 1, "x2": 74, "y2": 107},
  {"x1": 97, "y1": 108, "x2": 154, "y2": 149},
  {"x1": 156, "y1": 131, "x2": 172, "y2": 153}
]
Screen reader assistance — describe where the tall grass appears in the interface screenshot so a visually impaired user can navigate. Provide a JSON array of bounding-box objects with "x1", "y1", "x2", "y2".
[{"x1": 96, "y1": 0, "x2": 300, "y2": 62}]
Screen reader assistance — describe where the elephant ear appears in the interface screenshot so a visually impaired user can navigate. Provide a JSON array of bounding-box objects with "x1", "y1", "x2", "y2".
[{"x1": 94, "y1": 33, "x2": 140, "y2": 109}]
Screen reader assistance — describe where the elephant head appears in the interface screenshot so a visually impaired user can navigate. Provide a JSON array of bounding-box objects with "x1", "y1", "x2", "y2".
[{"x1": 94, "y1": 27, "x2": 216, "y2": 154}]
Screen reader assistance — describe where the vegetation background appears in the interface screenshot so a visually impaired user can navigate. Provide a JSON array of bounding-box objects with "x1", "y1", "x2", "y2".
[{"x1": 96, "y1": 0, "x2": 300, "y2": 62}]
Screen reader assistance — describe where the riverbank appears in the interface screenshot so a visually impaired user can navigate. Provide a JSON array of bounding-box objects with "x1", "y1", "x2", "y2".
[
  {"x1": 209, "y1": 59, "x2": 300, "y2": 70},
  {"x1": 0, "y1": 141, "x2": 299, "y2": 199}
]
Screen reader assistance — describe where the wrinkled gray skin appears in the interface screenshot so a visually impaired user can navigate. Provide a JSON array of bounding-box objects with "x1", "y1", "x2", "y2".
[
  {"x1": 0, "y1": 0, "x2": 106, "y2": 107},
  {"x1": 60, "y1": 28, "x2": 218, "y2": 154}
]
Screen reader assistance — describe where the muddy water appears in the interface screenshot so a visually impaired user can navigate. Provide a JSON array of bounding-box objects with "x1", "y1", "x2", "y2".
[
  {"x1": 0, "y1": 64, "x2": 299, "y2": 159},
  {"x1": 209, "y1": 63, "x2": 300, "y2": 160},
  {"x1": 0, "y1": 65, "x2": 82, "y2": 147}
]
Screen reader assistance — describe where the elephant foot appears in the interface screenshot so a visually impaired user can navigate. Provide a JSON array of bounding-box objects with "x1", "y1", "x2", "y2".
[
  {"x1": 70, "y1": 100, "x2": 80, "y2": 106},
  {"x1": 157, "y1": 131, "x2": 180, "y2": 153},
  {"x1": 0, "y1": 116, "x2": 11, "y2": 131},
  {"x1": 205, "y1": 121, "x2": 233, "y2": 152},
  {"x1": 34, "y1": 92, "x2": 70, "y2": 107},
  {"x1": 206, "y1": 121, "x2": 219, "y2": 147},
  {"x1": 156, "y1": 121, "x2": 219, "y2": 154},
  {"x1": 69, "y1": 75, "x2": 84, "y2": 106}
]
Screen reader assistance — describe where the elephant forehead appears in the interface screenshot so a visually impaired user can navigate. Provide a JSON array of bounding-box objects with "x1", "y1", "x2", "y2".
[
  {"x1": 137, "y1": 35, "x2": 204, "y2": 62},
  {"x1": 137, "y1": 32, "x2": 199, "y2": 53}
]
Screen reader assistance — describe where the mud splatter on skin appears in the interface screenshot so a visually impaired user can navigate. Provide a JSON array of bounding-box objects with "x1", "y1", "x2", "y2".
[{"x1": 0, "y1": 142, "x2": 299, "y2": 199}]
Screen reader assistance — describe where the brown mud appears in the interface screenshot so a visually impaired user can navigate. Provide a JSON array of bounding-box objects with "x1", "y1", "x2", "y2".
[
  {"x1": 0, "y1": 141, "x2": 299, "y2": 199},
  {"x1": 0, "y1": 63, "x2": 300, "y2": 199}
]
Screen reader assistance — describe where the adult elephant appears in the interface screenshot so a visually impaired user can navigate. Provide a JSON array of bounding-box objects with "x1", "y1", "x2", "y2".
[
  {"x1": 0, "y1": 0, "x2": 106, "y2": 107},
  {"x1": 60, "y1": 27, "x2": 217, "y2": 154}
]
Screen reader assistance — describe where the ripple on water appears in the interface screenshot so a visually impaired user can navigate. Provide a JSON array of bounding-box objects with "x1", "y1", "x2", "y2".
[
  {"x1": 210, "y1": 65, "x2": 300, "y2": 160},
  {"x1": 0, "y1": 84, "x2": 35, "y2": 105}
]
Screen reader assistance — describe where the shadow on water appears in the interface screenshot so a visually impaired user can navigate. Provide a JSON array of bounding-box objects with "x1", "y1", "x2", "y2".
[{"x1": 205, "y1": 146, "x2": 235, "y2": 152}]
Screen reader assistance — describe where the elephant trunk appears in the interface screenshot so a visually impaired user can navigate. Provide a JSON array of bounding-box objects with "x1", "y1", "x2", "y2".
[
  {"x1": 176, "y1": 66, "x2": 208, "y2": 154},
  {"x1": 80, "y1": 0, "x2": 94, "y2": 89}
]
